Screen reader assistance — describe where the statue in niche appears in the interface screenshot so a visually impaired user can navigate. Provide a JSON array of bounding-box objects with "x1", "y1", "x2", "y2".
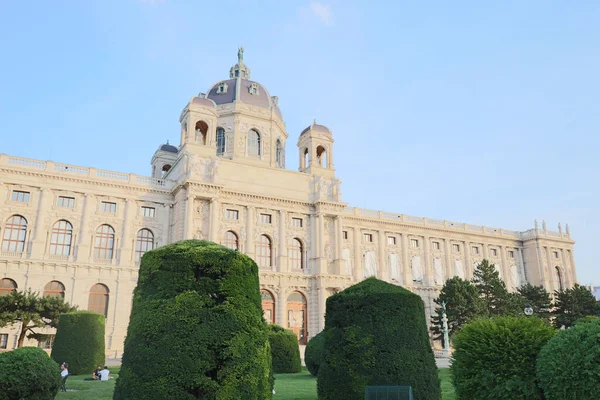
[
  {"x1": 411, "y1": 255, "x2": 423, "y2": 282},
  {"x1": 434, "y1": 258, "x2": 444, "y2": 285},
  {"x1": 510, "y1": 265, "x2": 521, "y2": 288},
  {"x1": 194, "y1": 230, "x2": 204, "y2": 240},
  {"x1": 364, "y1": 251, "x2": 377, "y2": 278},
  {"x1": 454, "y1": 260, "x2": 465, "y2": 279},
  {"x1": 324, "y1": 244, "x2": 333, "y2": 260},
  {"x1": 389, "y1": 253, "x2": 400, "y2": 282}
]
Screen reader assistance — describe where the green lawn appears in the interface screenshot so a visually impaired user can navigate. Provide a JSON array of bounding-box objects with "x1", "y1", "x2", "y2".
[{"x1": 56, "y1": 367, "x2": 455, "y2": 399}]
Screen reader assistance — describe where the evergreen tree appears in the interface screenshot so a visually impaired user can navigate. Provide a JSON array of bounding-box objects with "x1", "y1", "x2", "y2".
[
  {"x1": 472, "y1": 259, "x2": 513, "y2": 316},
  {"x1": 517, "y1": 284, "x2": 552, "y2": 322},
  {"x1": 553, "y1": 284, "x2": 600, "y2": 328},
  {"x1": 431, "y1": 277, "x2": 481, "y2": 344}
]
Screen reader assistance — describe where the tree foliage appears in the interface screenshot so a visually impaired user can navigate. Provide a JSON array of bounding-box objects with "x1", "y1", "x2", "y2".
[
  {"x1": 517, "y1": 284, "x2": 552, "y2": 323},
  {"x1": 318, "y1": 278, "x2": 440, "y2": 400},
  {"x1": 452, "y1": 316, "x2": 555, "y2": 400},
  {"x1": 51, "y1": 311, "x2": 106, "y2": 375},
  {"x1": 305, "y1": 330, "x2": 325, "y2": 377},
  {"x1": 268, "y1": 324, "x2": 301, "y2": 373},
  {"x1": 472, "y1": 260, "x2": 515, "y2": 316},
  {"x1": 0, "y1": 289, "x2": 76, "y2": 348},
  {"x1": 114, "y1": 240, "x2": 273, "y2": 400},
  {"x1": 430, "y1": 277, "x2": 481, "y2": 342},
  {"x1": 552, "y1": 284, "x2": 600, "y2": 328}
]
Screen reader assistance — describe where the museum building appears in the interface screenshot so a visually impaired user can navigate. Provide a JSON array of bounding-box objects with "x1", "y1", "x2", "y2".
[{"x1": 0, "y1": 50, "x2": 576, "y2": 355}]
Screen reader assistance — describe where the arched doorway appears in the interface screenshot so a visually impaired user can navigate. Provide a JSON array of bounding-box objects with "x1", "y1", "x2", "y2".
[
  {"x1": 261, "y1": 289, "x2": 275, "y2": 324},
  {"x1": 287, "y1": 291, "x2": 308, "y2": 344}
]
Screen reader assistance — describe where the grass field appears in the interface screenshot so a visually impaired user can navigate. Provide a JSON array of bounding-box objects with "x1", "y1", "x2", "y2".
[{"x1": 56, "y1": 367, "x2": 455, "y2": 399}]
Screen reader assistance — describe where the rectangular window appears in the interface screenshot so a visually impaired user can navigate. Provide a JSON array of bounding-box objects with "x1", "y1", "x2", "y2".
[
  {"x1": 57, "y1": 196, "x2": 75, "y2": 208},
  {"x1": 432, "y1": 241, "x2": 440, "y2": 250},
  {"x1": 100, "y1": 201, "x2": 117, "y2": 213},
  {"x1": 343, "y1": 231, "x2": 348, "y2": 240},
  {"x1": 11, "y1": 191, "x2": 30, "y2": 203},
  {"x1": 387, "y1": 236, "x2": 396, "y2": 245},
  {"x1": 291, "y1": 218, "x2": 303, "y2": 228},
  {"x1": 141, "y1": 206, "x2": 155, "y2": 218},
  {"x1": 453, "y1": 244, "x2": 460, "y2": 252},
  {"x1": 553, "y1": 251, "x2": 559, "y2": 259},
  {"x1": 37, "y1": 335, "x2": 55, "y2": 349},
  {"x1": 491, "y1": 248, "x2": 498, "y2": 256},
  {"x1": 225, "y1": 209, "x2": 239, "y2": 220},
  {"x1": 260, "y1": 214, "x2": 272, "y2": 224},
  {"x1": 0, "y1": 333, "x2": 7, "y2": 349},
  {"x1": 410, "y1": 239, "x2": 419, "y2": 248},
  {"x1": 472, "y1": 246, "x2": 479, "y2": 255},
  {"x1": 508, "y1": 250, "x2": 515, "y2": 258},
  {"x1": 364, "y1": 233, "x2": 373, "y2": 243}
]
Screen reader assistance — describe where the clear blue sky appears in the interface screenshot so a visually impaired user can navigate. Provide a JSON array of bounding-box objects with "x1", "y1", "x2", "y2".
[{"x1": 1, "y1": 1, "x2": 598, "y2": 283}]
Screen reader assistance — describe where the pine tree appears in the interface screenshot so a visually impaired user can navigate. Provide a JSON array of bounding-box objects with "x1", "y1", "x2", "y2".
[
  {"x1": 472, "y1": 259, "x2": 514, "y2": 317},
  {"x1": 517, "y1": 283, "x2": 552, "y2": 322},
  {"x1": 553, "y1": 284, "x2": 600, "y2": 328},
  {"x1": 431, "y1": 277, "x2": 481, "y2": 344}
]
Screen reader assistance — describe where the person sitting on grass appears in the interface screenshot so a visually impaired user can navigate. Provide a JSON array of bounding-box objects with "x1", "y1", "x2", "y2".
[
  {"x1": 85, "y1": 365, "x2": 103, "y2": 381},
  {"x1": 99, "y1": 366, "x2": 110, "y2": 381}
]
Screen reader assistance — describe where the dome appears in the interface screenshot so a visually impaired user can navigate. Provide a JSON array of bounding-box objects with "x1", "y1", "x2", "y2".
[
  {"x1": 159, "y1": 143, "x2": 178, "y2": 153},
  {"x1": 205, "y1": 47, "x2": 283, "y2": 121},
  {"x1": 301, "y1": 122, "x2": 332, "y2": 136},
  {"x1": 190, "y1": 96, "x2": 216, "y2": 108}
]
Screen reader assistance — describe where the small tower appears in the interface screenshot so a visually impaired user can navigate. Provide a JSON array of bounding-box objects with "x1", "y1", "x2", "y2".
[
  {"x1": 297, "y1": 121, "x2": 335, "y2": 177},
  {"x1": 178, "y1": 94, "x2": 219, "y2": 158},
  {"x1": 151, "y1": 142, "x2": 178, "y2": 178}
]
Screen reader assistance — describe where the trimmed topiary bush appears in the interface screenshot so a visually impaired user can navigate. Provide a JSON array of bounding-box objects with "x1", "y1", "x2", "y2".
[
  {"x1": 0, "y1": 346, "x2": 61, "y2": 399},
  {"x1": 537, "y1": 319, "x2": 600, "y2": 399},
  {"x1": 451, "y1": 316, "x2": 555, "y2": 400},
  {"x1": 114, "y1": 240, "x2": 273, "y2": 400},
  {"x1": 51, "y1": 310, "x2": 105, "y2": 375},
  {"x1": 268, "y1": 324, "x2": 301, "y2": 373},
  {"x1": 317, "y1": 277, "x2": 440, "y2": 400},
  {"x1": 305, "y1": 330, "x2": 325, "y2": 376}
]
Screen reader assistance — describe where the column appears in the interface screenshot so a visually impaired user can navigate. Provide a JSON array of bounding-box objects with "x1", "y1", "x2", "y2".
[
  {"x1": 500, "y1": 245, "x2": 509, "y2": 289},
  {"x1": 569, "y1": 250, "x2": 578, "y2": 285},
  {"x1": 334, "y1": 216, "x2": 345, "y2": 275},
  {"x1": 517, "y1": 248, "x2": 526, "y2": 284},
  {"x1": 423, "y1": 235, "x2": 432, "y2": 285},
  {"x1": 184, "y1": 192, "x2": 195, "y2": 239},
  {"x1": 317, "y1": 213, "x2": 325, "y2": 273},
  {"x1": 545, "y1": 246, "x2": 553, "y2": 289},
  {"x1": 317, "y1": 284, "x2": 327, "y2": 332},
  {"x1": 246, "y1": 206, "x2": 255, "y2": 257},
  {"x1": 560, "y1": 249, "x2": 571, "y2": 287},
  {"x1": 209, "y1": 198, "x2": 220, "y2": 242},
  {"x1": 482, "y1": 243, "x2": 489, "y2": 260},
  {"x1": 353, "y1": 228, "x2": 363, "y2": 282},
  {"x1": 31, "y1": 188, "x2": 52, "y2": 258},
  {"x1": 75, "y1": 194, "x2": 95, "y2": 262},
  {"x1": 118, "y1": 199, "x2": 136, "y2": 265},
  {"x1": 378, "y1": 230, "x2": 388, "y2": 280},
  {"x1": 278, "y1": 210, "x2": 288, "y2": 272},
  {"x1": 444, "y1": 239, "x2": 452, "y2": 279},
  {"x1": 277, "y1": 286, "x2": 287, "y2": 328},
  {"x1": 464, "y1": 241, "x2": 471, "y2": 279},
  {"x1": 401, "y1": 234, "x2": 411, "y2": 285},
  {"x1": 160, "y1": 204, "x2": 170, "y2": 246}
]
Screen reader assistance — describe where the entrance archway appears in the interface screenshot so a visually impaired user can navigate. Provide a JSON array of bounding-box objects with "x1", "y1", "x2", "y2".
[
  {"x1": 261, "y1": 289, "x2": 275, "y2": 324},
  {"x1": 287, "y1": 291, "x2": 308, "y2": 344}
]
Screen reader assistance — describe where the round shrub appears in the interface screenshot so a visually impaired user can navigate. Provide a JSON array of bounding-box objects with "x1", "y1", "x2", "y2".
[
  {"x1": 0, "y1": 346, "x2": 61, "y2": 399},
  {"x1": 114, "y1": 240, "x2": 273, "y2": 400},
  {"x1": 537, "y1": 319, "x2": 600, "y2": 399},
  {"x1": 51, "y1": 310, "x2": 106, "y2": 375},
  {"x1": 317, "y1": 277, "x2": 440, "y2": 400},
  {"x1": 451, "y1": 316, "x2": 555, "y2": 400},
  {"x1": 268, "y1": 324, "x2": 301, "y2": 373},
  {"x1": 305, "y1": 330, "x2": 325, "y2": 376}
]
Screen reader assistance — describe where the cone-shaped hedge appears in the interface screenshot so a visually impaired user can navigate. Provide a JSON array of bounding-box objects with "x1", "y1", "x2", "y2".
[
  {"x1": 114, "y1": 240, "x2": 273, "y2": 400},
  {"x1": 317, "y1": 278, "x2": 441, "y2": 400},
  {"x1": 0, "y1": 347, "x2": 61, "y2": 399},
  {"x1": 51, "y1": 310, "x2": 105, "y2": 375},
  {"x1": 268, "y1": 324, "x2": 302, "y2": 373}
]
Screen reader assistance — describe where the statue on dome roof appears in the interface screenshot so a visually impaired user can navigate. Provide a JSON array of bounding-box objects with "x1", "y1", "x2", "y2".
[{"x1": 238, "y1": 46, "x2": 244, "y2": 62}]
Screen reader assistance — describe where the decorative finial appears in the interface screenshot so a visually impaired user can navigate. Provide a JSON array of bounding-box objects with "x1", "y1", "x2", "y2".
[
  {"x1": 542, "y1": 220, "x2": 547, "y2": 231},
  {"x1": 166, "y1": 140, "x2": 169, "y2": 145},
  {"x1": 558, "y1": 222, "x2": 562, "y2": 233},
  {"x1": 238, "y1": 46, "x2": 244, "y2": 62},
  {"x1": 534, "y1": 219, "x2": 539, "y2": 229},
  {"x1": 566, "y1": 224, "x2": 570, "y2": 235},
  {"x1": 313, "y1": 118, "x2": 316, "y2": 125}
]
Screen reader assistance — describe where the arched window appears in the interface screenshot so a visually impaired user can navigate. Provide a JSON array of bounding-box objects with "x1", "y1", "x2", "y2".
[
  {"x1": 43, "y1": 281, "x2": 65, "y2": 298},
  {"x1": 135, "y1": 229, "x2": 155, "y2": 262},
  {"x1": 289, "y1": 238, "x2": 303, "y2": 270},
  {"x1": 1, "y1": 215, "x2": 27, "y2": 253},
  {"x1": 0, "y1": 278, "x2": 17, "y2": 296},
  {"x1": 223, "y1": 231, "x2": 239, "y2": 250},
  {"x1": 287, "y1": 291, "x2": 308, "y2": 344},
  {"x1": 216, "y1": 127, "x2": 225, "y2": 155},
  {"x1": 94, "y1": 225, "x2": 115, "y2": 260},
  {"x1": 49, "y1": 220, "x2": 73, "y2": 256},
  {"x1": 161, "y1": 164, "x2": 171, "y2": 178},
  {"x1": 303, "y1": 148, "x2": 309, "y2": 169},
  {"x1": 316, "y1": 145, "x2": 327, "y2": 167},
  {"x1": 261, "y1": 289, "x2": 275, "y2": 324},
  {"x1": 256, "y1": 235, "x2": 272, "y2": 267},
  {"x1": 275, "y1": 139, "x2": 284, "y2": 168},
  {"x1": 555, "y1": 266, "x2": 564, "y2": 291},
  {"x1": 88, "y1": 283, "x2": 109, "y2": 317},
  {"x1": 195, "y1": 121, "x2": 208, "y2": 145},
  {"x1": 248, "y1": 129, "x2": 261, "y2": 157}
]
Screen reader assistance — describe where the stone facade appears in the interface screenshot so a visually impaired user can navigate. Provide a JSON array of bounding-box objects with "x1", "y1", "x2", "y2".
[{"x1": 0, "y1": 52, "x2": 576, "y2": 356}]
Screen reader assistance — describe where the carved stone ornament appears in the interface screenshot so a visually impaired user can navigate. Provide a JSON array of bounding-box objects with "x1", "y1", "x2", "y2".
[{"x1": 324, "y1": 243, "x2": 333, "y2": 260}]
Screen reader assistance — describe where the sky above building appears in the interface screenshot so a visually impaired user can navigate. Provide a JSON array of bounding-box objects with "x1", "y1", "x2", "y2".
[{"x1": 1, "y1": 1, "x2": 598, "y2": 284}]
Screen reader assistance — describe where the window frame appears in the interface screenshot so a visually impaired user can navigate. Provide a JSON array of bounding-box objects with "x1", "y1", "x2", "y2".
[
  {"x1": 94, "y1": 224, "x2": 115, "y2": 260},
  {"x1": 260, "y1": 214, "x2": 272, "y2": 224},
  {"x1": 100, "y1": 201, "x2": 117, "y2": 213},
  {"x1": 135, "y1": 228, "x2": 155, "y2": 262},
  {"x1": 256, "y1": 235, "x2": 272, "y2": 267},
  {"x1": 432, "y1": 241, "x2": 441, "y2": 250},
  {"x1": 364, "y1": 233, "x2": 373, "y2": 243},
  {"x1": 141, "y1": 206, "x2": 156, "y2": 218},
  {"x1": 247, "y1": 129, "x2": 261, "y2": 157},
  {"x1": 289, "y1": 238, "x2": 303, "y2": 270},
  {"x1": 57, "y1": 196, "x2": 75, "y2": 208},
  {"x1": 49, "y1": 220, "x2": 73, "y2": 257},
  {"x1": 11, "y1": 190, "x2": 30, "y2": 203},
  {"x1": 223, "y1": 230, "x2": 239, "y2": 250},
  {"x1": 88, "y1": 283, "x2": 109, "y2": 317},
  {"x1": 291, "y1": 218, "x2": 303, "y2": 228},
  {"x1": 1, "y1": 215, "x2": 28, "y2": 253},
  {"x1": 225, "y1": 209, "x2": 239, "y2": 220},
  {"x1": 0, "y1": 333, "x2": 8, "y2": 349},
  {"x1": 410, "y1": 239, "x2": 419, "y2": 248},
  {"x1": 387, "y1": 236, "x2": 396, "y2": 245}
]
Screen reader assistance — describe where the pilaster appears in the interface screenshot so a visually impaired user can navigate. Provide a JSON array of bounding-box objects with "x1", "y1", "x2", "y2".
[
  {"x1": 278, "y1": 210, "x2": 288, "y2": 272},
  {"x1": 246, "y1": 206, "x2": 255, "y2": 258},
  {"x1": 184, "y1": 192, "x2": 195, "y2": 239},
  {"x1": 30, "y1": 188, "x2": 52, "y2": 258},
  {"x1": 353, "y1": 227, "x2": 363, "y2": 282},
  {"x1": 401, "y1": 234, "x2": 411, "y2": 285},
  {"x1": 464, "y1": 240, "x2": 471, "y2": 279},
  {"x1": 75, "y1": 194, "x2": 95, "y2": 262},
  {"x1": 209, "y1": 198, "x2": 220, "y2": 242},
  {"x1": 378, "y1": 230, "x2": 388, "y2": 281},
  {"x1": 118, "y1": 199, "x2": 136, "y2": 265},
  {"x1": 445, "y1": 239, "x2": 453, "y2": 280},
  {"x1": 424, "y1": 235, "x2": 432, "y2": 285}
]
